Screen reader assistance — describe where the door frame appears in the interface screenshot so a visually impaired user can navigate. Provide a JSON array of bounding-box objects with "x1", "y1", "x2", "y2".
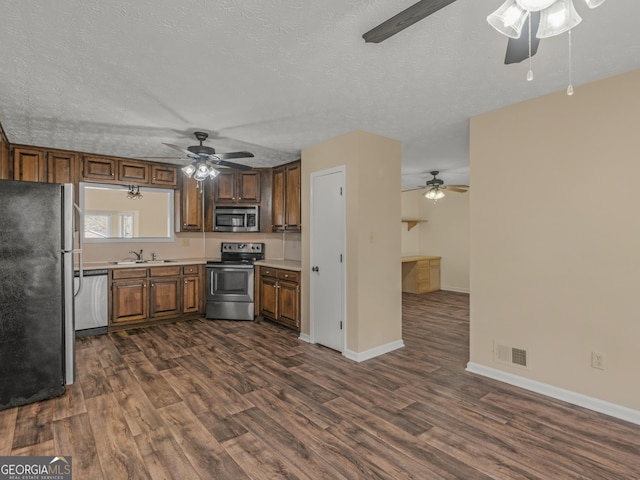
[{"x1": 309, "y1": 165, "x2": 347, "y2": 352}]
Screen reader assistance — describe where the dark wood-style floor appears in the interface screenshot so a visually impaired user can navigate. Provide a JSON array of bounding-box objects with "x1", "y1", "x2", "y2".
[{"x1": 2, "y1": 291, "x2": 639, "y2": 479}]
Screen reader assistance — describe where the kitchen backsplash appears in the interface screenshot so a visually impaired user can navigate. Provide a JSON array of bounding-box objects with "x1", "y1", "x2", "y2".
[{"x1": 82, "y1": 231, "x2": 302, "y2": 264}]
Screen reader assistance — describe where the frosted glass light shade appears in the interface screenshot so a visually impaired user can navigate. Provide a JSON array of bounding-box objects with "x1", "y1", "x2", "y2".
[
  {"x1": 584, "y1": 0, "x2": 605, "y2": 8},
  {"x1": 181, "y1": 164, "x2": 195, "y2": 178},
  {"x1": 516, "y1": 0, "x2": 556, "y2": 11},
  {"x1": 537, "y1": 0, "x2": 582, "y2": 38},
  {"x1": 487, "y1": 0, "x2": 529, "y2": 38},
  {"x1": 208, "y1": 168, "x2": 220, "y2": 179}
]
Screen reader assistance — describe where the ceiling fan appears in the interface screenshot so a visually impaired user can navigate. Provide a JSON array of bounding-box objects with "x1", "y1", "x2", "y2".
[
  {"x1": 404, "y1": 171, "x2": 469, "y2": 193},
  {"x1": 362, "y1": 0, "x2": 540, "y2": 64},
  {"x1": 159, "y1": 131, "x2": 254, "y2": 171}
]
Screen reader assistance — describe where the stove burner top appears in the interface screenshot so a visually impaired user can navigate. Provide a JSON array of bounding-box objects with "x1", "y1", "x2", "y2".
[{"x1": 210, "y1": 241, "x2": 265, "y2": 265}]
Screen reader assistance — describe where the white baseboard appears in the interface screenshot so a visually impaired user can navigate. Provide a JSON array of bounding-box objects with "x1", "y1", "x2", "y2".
[
  {"x1": 298, "y1": 332, "x2": 311, "y2": 343},
  {"x1": 441, "y1": 286, "x2": 470, "y2": 294},
  {"x1": 466, "y1": 362, "x2": 640, "y2": 426},
  {"x1": 343, "y1": 339, "x2": 405, "y2": 362}
]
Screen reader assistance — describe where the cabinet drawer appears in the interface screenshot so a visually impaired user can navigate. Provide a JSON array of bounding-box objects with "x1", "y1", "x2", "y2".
[
  {"x1": 278, "y1": 269, "x2": 299, "y2": 282},
  {"x1": 182, "y1": 265, "x2": 200, "y2": 275},
  {"x1": 149, "y1": 266, "x2": 182, "y2": 277},
  {"x1": 261, "y1": 267, "x2": 277, "y2": 278},
  {"x1": 112, "y1": 268, "x2": 147, "y2": 279}
]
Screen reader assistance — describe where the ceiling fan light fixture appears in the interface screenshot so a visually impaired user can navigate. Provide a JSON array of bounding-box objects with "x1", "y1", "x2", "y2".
[
  {"x1": 537, "y1": 0, "x2": 582, "y2": 38},
  {"x1": 424, "y1": 187, "x2": 445, "y2": 201},
  {"x1": 208, "y1": 167, "x2": 220, "y2": 179},
  {"x1": 488, "y1": 0, "x2": 529, "y2": 38}
]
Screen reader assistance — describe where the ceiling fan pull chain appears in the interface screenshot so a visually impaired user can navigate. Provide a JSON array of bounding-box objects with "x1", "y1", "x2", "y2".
[
  {"x1": 526, "y1": 12, "x2": 534, "y2": 82},
  {"x1": 567, "y1": 29, "x2": 574, "y2": 95}
]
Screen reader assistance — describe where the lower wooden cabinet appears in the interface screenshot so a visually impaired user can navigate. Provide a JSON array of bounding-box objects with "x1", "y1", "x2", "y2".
[
  {"x1": 110, "y1": 264, "x2": 203, "y2": 330},
  {"x1": 258, "y1": 267, "x2": 300, "y2": 331},
  {"x1": 401, "y1": 257, "x2": 441, "y2": 294}
]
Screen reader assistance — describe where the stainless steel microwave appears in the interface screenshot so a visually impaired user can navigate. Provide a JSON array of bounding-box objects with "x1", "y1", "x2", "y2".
[{"x1": 214, "y1": 205, "x2": 259, "y2": 232}]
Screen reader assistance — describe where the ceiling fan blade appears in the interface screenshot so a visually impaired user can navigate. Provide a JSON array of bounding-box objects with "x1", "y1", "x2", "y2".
[
  {"x1": 213, "y1": 151, "x2": 254, "y2": 161},
  {"x1": 505, "y1": 11, "x2": 541, "y2": 64},
  {"x1": 446, "y1": 186, "x2": 468, "y2": 193},
  {"x1": 362, "y1": 0, "x2": 458, "y2": 43},
  {"x1": 402, "y1": 186, "x2": 427, "y2": 192},
  {"x1": 162, "y1": 143, "x2": 200, "y2": 159},
  {"x1": 215, "y1": 160, "x2": 252, "y2": 171}
]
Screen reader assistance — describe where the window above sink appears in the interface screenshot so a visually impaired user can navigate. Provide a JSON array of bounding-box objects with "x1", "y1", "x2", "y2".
[{"x1": 80, "y1": 182, "x2": 174, "y2": 243}]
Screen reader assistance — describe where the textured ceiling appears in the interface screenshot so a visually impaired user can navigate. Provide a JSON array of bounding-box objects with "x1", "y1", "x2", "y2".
[{"x1": 1, "y1": 0, "x2": 639, "y2": 188}]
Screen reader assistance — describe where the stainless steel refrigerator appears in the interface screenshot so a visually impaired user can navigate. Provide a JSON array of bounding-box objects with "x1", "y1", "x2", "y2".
[{"x1": 0, "y1": 180, "x2": 75, "y2": 411}]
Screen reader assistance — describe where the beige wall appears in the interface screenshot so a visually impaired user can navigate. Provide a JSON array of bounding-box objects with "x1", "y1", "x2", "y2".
[
  {"x1": 401, "y1": 190, "x2": 470, "y2": 292},
  {"x1": 301, "y1": 131, "x2": 403, "y2": 355},
  {"x1": 470, "y1": 69, "x2": 640, "y2": 411}
]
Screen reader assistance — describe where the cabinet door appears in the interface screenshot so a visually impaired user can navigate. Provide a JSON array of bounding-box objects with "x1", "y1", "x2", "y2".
[
  {"x1": 13, "y1": 147, "x2": 46, "y2": 182},
  {"x1": 271, "y1": 166, "x2": 285, "y2": 230},
  {"x1": 284, "y1": 162, "x2": 301, "y2": 231},
  {"x1": 83, "y1": 155, "x2": 117, "y2": 182},
  {"x1": 260, "y1": 275, "x2": 278, "y2": 319},
  {"x1": 47, "y1": 151, "x2": 76, "y2": 184},
  {"x1": 149, "y1": 277, "x2": 180, "y2": 318},
  {"x1": 112, "y1": 279, "x2": 148, "y2": 324},
  {"x1": 151, "y1": 164, "x2": 178, "y2": 187},
  {"x1": 214, "y1": 171, "x2": 237, "y2": 203},
  {"x1": 182, "y1": 276, "x2": 200, "y2": 314},
  {"x1": 237, "y1": 171, "x2": 261, "y2": 203},
  {"x1": 179, "y1": 177, "x2": 203, "y2": 231},
  {"x1": 278, "y1": 279, "x2": 300, "y2": 329},
  {"x1": 119, "y1": 160, "x2": 149, "y2": 184}
]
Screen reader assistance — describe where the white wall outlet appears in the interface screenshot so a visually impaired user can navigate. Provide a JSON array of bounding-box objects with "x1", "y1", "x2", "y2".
[
  {"x1": 182, "y1": 238, "x2": 190, "y2": 247},
  {"x1": 591, "y1": 352, "x2": 605, "y2": 370}
]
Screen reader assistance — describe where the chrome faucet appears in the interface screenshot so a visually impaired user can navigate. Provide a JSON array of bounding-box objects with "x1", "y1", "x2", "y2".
[{"x1": 129, "y1": 249, "x2": 143, "y2": 261}]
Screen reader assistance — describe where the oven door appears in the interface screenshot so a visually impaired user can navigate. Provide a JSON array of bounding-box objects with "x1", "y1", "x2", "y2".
[{"x1": 207, "y1": 265, "x2": 254, "y2": 303}]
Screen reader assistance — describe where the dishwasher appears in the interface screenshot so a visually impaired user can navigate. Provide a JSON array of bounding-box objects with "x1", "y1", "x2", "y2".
[{"x1": 74, "y1": 269, "x2": 108, "y2": 337}]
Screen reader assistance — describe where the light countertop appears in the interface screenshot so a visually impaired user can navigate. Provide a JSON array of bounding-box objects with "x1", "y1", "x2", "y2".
[
  {"x1": 81, "y1": 257, "x2": 302, "y2": 271},
  {"x1": 254, "y1": 259, "x2": 302, "y2": 271},
  {"x1": 401, "y1": 256, "x2": 441, "y2": 263}
]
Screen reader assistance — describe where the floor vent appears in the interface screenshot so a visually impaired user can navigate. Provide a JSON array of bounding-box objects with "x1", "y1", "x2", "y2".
[{"x1": 494, "y1": 343, "x2": 528, "y2": 368}]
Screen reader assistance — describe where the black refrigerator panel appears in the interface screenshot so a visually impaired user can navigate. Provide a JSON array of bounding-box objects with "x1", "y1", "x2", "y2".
[{"x1": 0, "y1": 180, "x2": 66, "y2": 410}]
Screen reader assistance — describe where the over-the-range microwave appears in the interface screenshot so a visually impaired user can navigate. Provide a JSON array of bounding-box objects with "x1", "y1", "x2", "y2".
[{"x1": 214, "y1": 205, "x2": 259, "y2": 232}]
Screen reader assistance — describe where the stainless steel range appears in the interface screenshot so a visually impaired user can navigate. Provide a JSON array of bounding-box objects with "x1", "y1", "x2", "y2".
[{"x1": 206, "y1": 242, "x2": 265, "y2": 321}]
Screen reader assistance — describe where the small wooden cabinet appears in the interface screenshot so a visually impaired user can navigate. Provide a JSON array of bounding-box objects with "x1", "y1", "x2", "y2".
[
  {"x1": 151, "y1": 164, "x2": 178, "y2": 187},
  {"x1": 214, "y1": 170, "x2": 261, "y2": 204},
  {"x1": 401, "y1": 256, "x2": 441, "y2": 294},
  {"x1": 272, "y1": 160, "x2": 301, "y2": 232},
  {"x1": 82, "y1": 155, "x2": 117, "y2": 182},
  {"x1": 13, "y1": 147, "x2": 46, "y2": 182},
  {"x1": 47, "y1": 150, "x2": 77, "y2": 184},
  {"x1": 119, "y1": 159, "x2": 149, "y2": 184},
  {"x1": 259, "y1": 267, "x2": 300, "y2": 331},
  {"x1": 110, "y1": 264, "x2": 203, "y2": 330}
]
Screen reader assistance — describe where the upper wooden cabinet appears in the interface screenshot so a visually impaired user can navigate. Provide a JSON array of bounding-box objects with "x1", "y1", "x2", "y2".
[
  {"x1": 47, "y1": 151, "x2": 77, "y2": 184},
  {"x1": 81, "y1": 154, "x2": 177, "y2": 188},
  {"x1": 11, "y1": 146, "x2": 77, "y2": 184},
  {"x1": 214, "y1": 170, "x2": 261, "y2": 204},
  {"x1": 13, "y1": 147, "x2": 46, "y2": 182},
  {"x1": 151, "y1": 164, "x2": 178, "y2": 187},
  {"x1": 177, "y1": 176, "x2": 204, "y2": 232},
  {"x1": 119, "y1": 160, "x2": 149, "y2": 184},
  {"x1": 272, "y1": 160, "x2": 301, "y2": 232},
  {"x1": 82, "y1": 155, "x2": 117, "y2": 182}
]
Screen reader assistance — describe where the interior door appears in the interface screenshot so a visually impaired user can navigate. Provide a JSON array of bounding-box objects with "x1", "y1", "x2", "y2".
[{"x1": 311, "y1": 167, "x2": 345, "y2": 352}]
